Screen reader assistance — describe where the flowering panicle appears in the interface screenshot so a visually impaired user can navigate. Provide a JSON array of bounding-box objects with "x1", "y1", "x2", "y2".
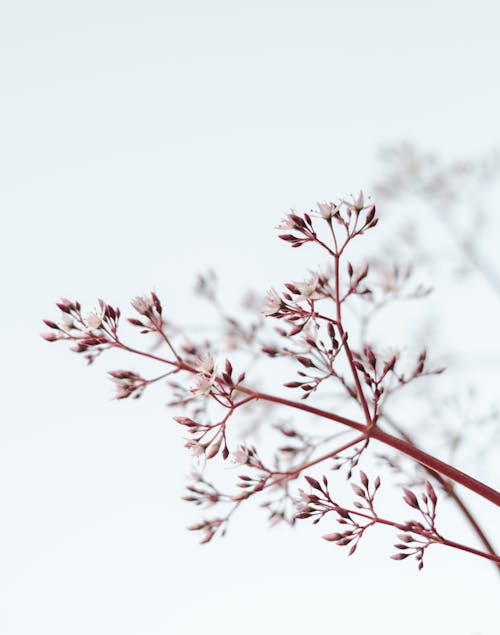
[{"x1": 42, "y1": 191, "x2": 500, "y2": 571}]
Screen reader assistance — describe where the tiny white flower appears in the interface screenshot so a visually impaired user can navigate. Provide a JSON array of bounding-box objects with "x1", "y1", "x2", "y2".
[
  {"x1": 191, "y1": 373, "x2": 214, "y2": 396},
  {"x1": 184, "y1": 440, "x2": 206, "y2": 457},
  {"x1": 131, "y1": 295, "x2": 154, "y2": 315},
  {"x1": 230, "y1": 445, "x2": 249, "y2": 465},
  {"x1": 195, "y1": 354, "x2": 215, "y2": 375},
  {"x1": 293, "y1": 276, "x2": 320, "y2": 302},
  {"x1": 315, "y1": 201, "x2": 337, "y2": 220},
  {"x1": 85, "y1": 308, "x2": 105, "y2": 330},
  {"x1": 61, "y1": 314, "x2": 75, "y2": 330},
  {"x1": 275, "y1": 213, "x2": 297, "y2": 230},
  {"x1": 262, "y1": 288, "x2": 283, "y2": 316},
  {"x1": 341, "y1": 190, "x2": 369, "y2": 213},
  {"x1": 269, "y1": 512, "x2": 285, "y2": 527},
  {"x1": 296, "y1": 488, "x2": 312, "y2": 504}
]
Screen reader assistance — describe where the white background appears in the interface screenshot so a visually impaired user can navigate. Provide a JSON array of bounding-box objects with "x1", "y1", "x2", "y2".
[{"x1": 1, "y1": 2, "x2": 499, "y2": 633}]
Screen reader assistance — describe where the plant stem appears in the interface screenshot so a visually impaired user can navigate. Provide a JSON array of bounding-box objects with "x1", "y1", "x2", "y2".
[{"x1": 235, "y1": 386, "x2": 500, "y2": 507}]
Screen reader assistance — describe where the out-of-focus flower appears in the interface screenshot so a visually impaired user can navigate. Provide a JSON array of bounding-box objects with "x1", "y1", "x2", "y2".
[
  {"x1": 293, "y1": 276, "x2": 320, "y2": 301},
  {"x1": 61, "y1": 314, "x2": 75, "y2": 330},
  {"x1": 190, "y1": 470, "x2": 203, "y2": 483},
  {"x1": 41, "y1": 331, "x2": 64, "y2": 341},
  {"x1": 296, "y1": 488, "x2": 313, "y2": 505},
  {"x1": 108, "y1": 370, "x2": 142, "y2": 399},
  {"x1": 298, "y1": 326, "x2": 317, "y2": 350},
  {"x1": 184, "y1": 440, "x2": 206, "y2": 457},
  {"x1": 269, "y1": 512, "x2": 285, "y2": 527},
  {"x1": 230, "y1": 445, "x2": 249, "y2": 465},
  {"x1": 191, "y1": 373, "x2": 215, "y2": 396},
  {"x1": 195, "y1": 354, "x2": 215, "y2": 375}
]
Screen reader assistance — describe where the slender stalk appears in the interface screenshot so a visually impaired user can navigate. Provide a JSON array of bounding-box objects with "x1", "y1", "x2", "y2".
[
  {"x1": 268, "y1": 434, "x2": 366, "y2": 488},
  {"x1": 333, "y1": 252, "x2": 373, "y2": 426}
]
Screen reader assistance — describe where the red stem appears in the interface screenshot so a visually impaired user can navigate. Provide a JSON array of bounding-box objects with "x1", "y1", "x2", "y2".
[
  {"x1": 333, "y1": 252, "x2": 373, "y2": 426},
  {"x1": 235, "y1": 387, "x2": 500, "y2": 507}
]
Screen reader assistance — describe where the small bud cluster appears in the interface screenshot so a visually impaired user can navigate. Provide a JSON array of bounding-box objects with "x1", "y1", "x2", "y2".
[
  {"x1": 392, "y1": 481, "x2": 440, "y2": 570},
  {"x1": 297, "y1": 474, "x2": 444, "y2": 569},
  {"x1": 182, "y1": 472, "x2": 226, "y2": 507},
  {"x1": 42, "y1": 298, "x2": 121, "y2": 364},
  {"x1": 128, "y1": 292, "x2": 163, "y2": 330},
  {"x1": 297, "y1": 472, "x2": 381, "y2": 556},
  {"x1": 176, "y1": 413, "x2": 229, "y2": 462},
  {"x1": 108, "y1": 370, "x2": 146, "y2": 399},
  {"x1": 277, "y1": 212, "x2": 318, "y2": 248},
  {"x1": 187, "y1": 517, "x2": 224, "y2": 544}
]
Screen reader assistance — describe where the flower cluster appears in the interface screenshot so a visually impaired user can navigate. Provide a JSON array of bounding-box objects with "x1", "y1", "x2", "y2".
[{"x1": 42, "y1": 298, "x2": 120, "y2": 364}]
